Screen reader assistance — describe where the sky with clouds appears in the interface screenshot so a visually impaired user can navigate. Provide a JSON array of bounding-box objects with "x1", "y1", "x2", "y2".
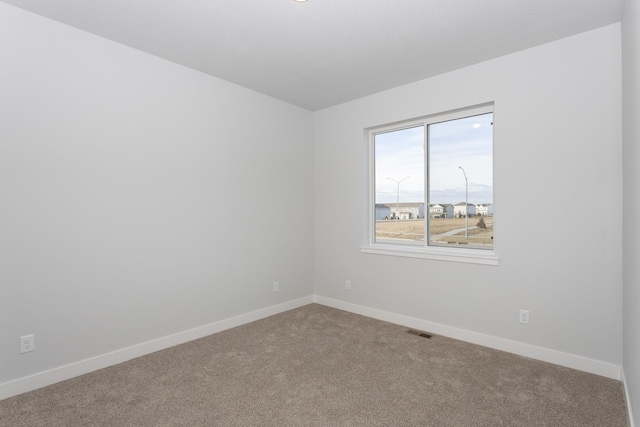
[{"x1": 375, "y1": 113, "x2": 493, "y2": 205}]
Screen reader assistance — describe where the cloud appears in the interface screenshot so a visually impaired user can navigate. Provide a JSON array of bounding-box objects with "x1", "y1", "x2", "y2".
[{"x1": 375, "y1": 112, "x2": 493, "y2": 205}]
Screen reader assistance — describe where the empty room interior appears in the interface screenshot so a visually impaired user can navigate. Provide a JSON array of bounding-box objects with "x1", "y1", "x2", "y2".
[{"x1": 1, "y1": 0, "x2": 639, "y2": 425}]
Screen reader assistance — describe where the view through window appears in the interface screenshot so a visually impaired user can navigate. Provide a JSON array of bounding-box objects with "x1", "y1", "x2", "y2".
[{"x1": 373, "y1": 108, "x2": 493, "y2": 250}]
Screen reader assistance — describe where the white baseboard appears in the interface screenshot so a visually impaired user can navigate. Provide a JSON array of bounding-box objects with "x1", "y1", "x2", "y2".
[
  {"x1": 1, "y1": 294, "x2": 625, "y2": 403},
  {"x1": 0, "y1": 296, "x2": 314, "y2": 400},
  {"x1": 314, "y1": 295, "x2": 622, "y2": 381},
  {"x1": 622, "y1": 368, "x2": 636, "y2": 427}
]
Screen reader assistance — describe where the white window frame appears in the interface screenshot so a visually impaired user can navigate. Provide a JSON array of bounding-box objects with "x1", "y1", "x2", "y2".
[{"x1": 361, "y1": 103, "x2": 499, "y2": 266}]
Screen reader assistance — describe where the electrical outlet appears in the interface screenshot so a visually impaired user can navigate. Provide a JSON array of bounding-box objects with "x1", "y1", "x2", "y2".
[
  {"x1": 519, "y1": 310, "x2": 530, "y2": 325},
  {"x1": 273, "y1": 281, "x2": 279, "y2": 293},
  {"x1": 345, "y1": 280, "x2": 351, "y2": 290},
  {"x1": 20, "y1": 334, "x2": 35, "y2": 353}
]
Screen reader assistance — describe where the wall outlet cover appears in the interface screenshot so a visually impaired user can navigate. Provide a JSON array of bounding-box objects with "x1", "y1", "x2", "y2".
[{"x1": 20, "y1": 334, "x2": 35, "y2": 353}]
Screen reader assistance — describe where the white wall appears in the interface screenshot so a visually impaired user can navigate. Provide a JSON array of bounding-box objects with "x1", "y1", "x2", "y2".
[
  {"x1": 623, "y1": 0, "x2": 640, "y2": 422},
  {"x1": 0, "y1": 3, "x2": 314, "y2": 387},
  {"x1": 314, "y1": 25, "x2": 623, "y2": 367},
  {"x1": 0, "y1": 1, "x2": 630, "y2": 405}
]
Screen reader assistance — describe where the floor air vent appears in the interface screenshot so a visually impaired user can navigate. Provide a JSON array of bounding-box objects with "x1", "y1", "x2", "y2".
[{"x1": 407, "y1": 329, "x2": 433, "y2": 339}]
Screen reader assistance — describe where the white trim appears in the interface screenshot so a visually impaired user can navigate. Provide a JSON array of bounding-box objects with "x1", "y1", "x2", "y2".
[
  {"x1": 313, "y1": 295, "x2": 621, "y2": 380},
  {"x1": 0, "y1": 296, "x2": 314, "y2": 400},
  {"x1": 622, "y1": 367, "x2": 636, "y2": 427},
  {"x1": 1, "y1": 295, "x2": 624, "y2": 401},
  {"x1": 361, "y1": 243, "x2": 499, "y2": 266}
]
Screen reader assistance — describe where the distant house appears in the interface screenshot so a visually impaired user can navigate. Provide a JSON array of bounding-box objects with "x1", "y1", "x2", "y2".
[
  {"x1": 429, "y1": 204, "x2": 454, "y2": 218},
  {"x1": 453, "y1": 202, "x2": 477, "y2": 217},
  {"x1": 375, "y1": 204, "x2": 391, "y2": 220},
  {"x1": 476, "y1": 203, "x2": 494, "y2": 216},
  {"x1": 388, "y1": 202, "x2": 424, "y2": 220}
]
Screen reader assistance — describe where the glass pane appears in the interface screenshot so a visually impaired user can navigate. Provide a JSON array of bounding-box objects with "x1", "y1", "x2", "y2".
[
  {"x1": 374, "y1": 126, "x2": 425, "y2": 244},
  {"x1": 428, "y1": 113, "x2": 493, "y2": 249}
]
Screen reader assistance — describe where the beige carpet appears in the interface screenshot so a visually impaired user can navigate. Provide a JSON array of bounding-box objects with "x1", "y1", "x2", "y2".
[{"x1": 0, "y1": 304, "x2": 629, "y2": 426}]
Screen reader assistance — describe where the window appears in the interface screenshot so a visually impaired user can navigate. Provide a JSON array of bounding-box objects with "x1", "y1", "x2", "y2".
[{"x1": 363, "y1": 103, "x2": 497, "y2": 265}]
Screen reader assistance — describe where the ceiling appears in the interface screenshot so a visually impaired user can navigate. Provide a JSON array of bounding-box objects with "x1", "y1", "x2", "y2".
[{"x1": 1, "y1": 0, "x2": 624, "y2": 111}]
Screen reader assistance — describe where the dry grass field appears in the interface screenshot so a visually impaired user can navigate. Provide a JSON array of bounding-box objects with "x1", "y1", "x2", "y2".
[{"x1": 376, "y1": 217, "x2": 494, "y2": 246}]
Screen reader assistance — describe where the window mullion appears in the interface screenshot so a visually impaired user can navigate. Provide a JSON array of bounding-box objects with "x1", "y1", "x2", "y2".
[{"x1": 424, "y1": 122, "x2": 429, "y2": 248}]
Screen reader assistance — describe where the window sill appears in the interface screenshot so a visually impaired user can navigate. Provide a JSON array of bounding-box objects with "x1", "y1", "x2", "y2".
[{"x1": 360, "y1": 243, "x2": 499, "y2": 266}]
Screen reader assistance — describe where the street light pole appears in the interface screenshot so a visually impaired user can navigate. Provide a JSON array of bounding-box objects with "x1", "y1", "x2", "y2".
[
  {"x1": 459, "y1": 167, "x2": 468, "y2": 240},
  {"x1": 387, "y1": 177, "x2": 409, "y2": 222}
]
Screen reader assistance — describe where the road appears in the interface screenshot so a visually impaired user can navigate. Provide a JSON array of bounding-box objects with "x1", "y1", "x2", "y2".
[{"x1": 432, "y1": 226, "x2": 478, "y2": 238}]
